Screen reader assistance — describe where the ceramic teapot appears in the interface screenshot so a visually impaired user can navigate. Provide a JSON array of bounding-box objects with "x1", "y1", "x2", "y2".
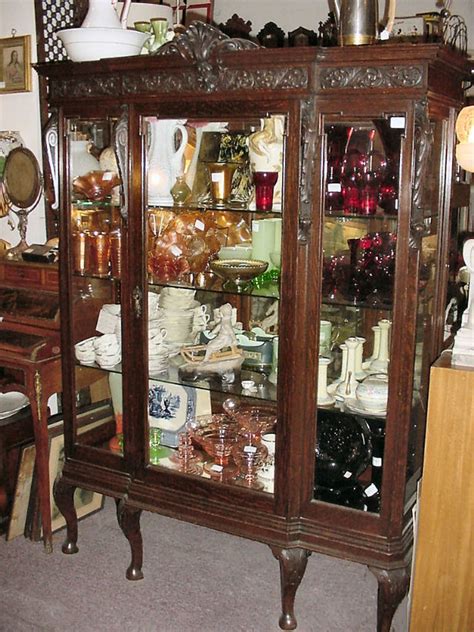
[{"x1": 332, "y1": 0, "x2": 396, "y2": 46}]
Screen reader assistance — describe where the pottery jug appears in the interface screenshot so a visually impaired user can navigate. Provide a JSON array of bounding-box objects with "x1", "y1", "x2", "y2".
[
  {"x1": 147, "y1": 119, "x2": 188, "y2": 206},
  {"x1": 81, "y1": 0, "x2": 123, "y2": 28},
  {"x1": 248, "y1": 115, "x2": 284, "y2": 203},
  {"x1": 70, "y1": 140, "x2": 100, "y2": 179},
  {"x1": 333, "y1": 0, "x2": 396, "y2": 46}
]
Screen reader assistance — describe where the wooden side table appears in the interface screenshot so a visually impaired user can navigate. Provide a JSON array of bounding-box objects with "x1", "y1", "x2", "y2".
[
  {"x1": 0, "y1": 323, "x2": 61, "y2": 552},
  {"x1": 409, "y1": 352, "x2": 473, "y2": 631}
]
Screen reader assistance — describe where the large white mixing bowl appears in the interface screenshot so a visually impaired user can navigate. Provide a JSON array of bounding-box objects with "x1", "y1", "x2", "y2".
[{"x1": 57, "y1": 27, "x2": 148, "y2": 62}]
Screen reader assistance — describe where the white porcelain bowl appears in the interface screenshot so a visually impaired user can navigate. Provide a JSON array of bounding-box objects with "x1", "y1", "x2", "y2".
[
  {"x1": 355, "y1": 374, "x2": 389, "y2": 411},
  {"x1": 218, "y1": 244, "x2": 253, "y2": 260},
  {"x1": 57, "y1": 27, "x2": 148, "y2": 62}
]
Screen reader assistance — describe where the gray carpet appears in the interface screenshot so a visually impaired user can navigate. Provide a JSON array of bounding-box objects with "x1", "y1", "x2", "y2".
[{"x1": 0, "y1": 498, "x2": 408, "y2": 631}]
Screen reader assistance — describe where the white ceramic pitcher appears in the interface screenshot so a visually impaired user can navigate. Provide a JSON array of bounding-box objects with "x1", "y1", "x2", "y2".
[
  {"x1": 81, "y1": 0, "x2": 120, "y2": 28},
  {"x1": 147, "y1": 119, "x2": 188, "y2": 206}
]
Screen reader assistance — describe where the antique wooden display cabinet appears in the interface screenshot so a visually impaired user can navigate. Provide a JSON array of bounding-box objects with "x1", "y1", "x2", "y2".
[{"x1": 36, "y1": 25, "x2": 470, "y2": 631}]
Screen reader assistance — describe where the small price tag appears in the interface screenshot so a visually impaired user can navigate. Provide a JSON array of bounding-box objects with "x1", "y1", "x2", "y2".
[
  {"x1": 103, "y1": 171, "x2": 114, "y2": 180},
  {"x1": 390, "y1": 116, "x2": 406, "y2": 129},
  {"x1": 211, "y1": 464, "x2": 223, "y2": 473},
  {"x1": 365, "y1": 483, "x2": 378, "y2": 497},
  {"x1": 372, "y1": 457, "x2": 382, "y2": 467},
  {"x1": 195, "y1": 219, "x2": 205, "y2": 231},
  {"x1": 169, "y1": 245, "x2": 183, "y2": 257},
  {"x1": 327, "y1": 183, "x2": 341, "y2": 192},
  {"x1": 343, "y1": 471, "x2": 352, "y2": 478},
  {"x1": 244, "y1": 445, "x2": 257, "y2": 454},
  {"x1": 211, "y1": 173, "x2": 224, "y2": 183}
]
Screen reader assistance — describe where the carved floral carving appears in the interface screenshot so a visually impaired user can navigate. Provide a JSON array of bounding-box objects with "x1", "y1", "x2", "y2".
[
  {"x1": 298, "y1": 98, "x2": 317, "y2": 243},
  {"x1": 320, "y1": 65, "x2": 424, "y2": 89},
  {"x1": 49, "y1": 23, "x2": 311, "y2": 98}
]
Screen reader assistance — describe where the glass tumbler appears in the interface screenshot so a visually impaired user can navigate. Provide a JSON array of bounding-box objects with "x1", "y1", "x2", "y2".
[
  {"x1": 207, "y1": 162, "x2": 238, "y2": 207},
  {"x1": 253, "y1": 171, "x2": 279, "y2": 211}
]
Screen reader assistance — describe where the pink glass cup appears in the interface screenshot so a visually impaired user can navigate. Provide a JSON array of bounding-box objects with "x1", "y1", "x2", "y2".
[{"x1": 253, "y1": 171, "x2": 278, "y2": 211}]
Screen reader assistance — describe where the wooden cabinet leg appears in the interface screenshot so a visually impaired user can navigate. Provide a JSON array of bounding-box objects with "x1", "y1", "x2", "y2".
[
  {"x1": 30, "y1": 370, "x2": 53, "y2": 553},
  {"x1": 271, "y1": 546, "x2": 311, "y2": 630},
  {"x1": 116, "y1": 498, "x2": 144, "y2": 581},
  {"x1": 54, "y1": 476, "x2": 79, "y2": 555},
  {"x1": 368, "y1": 566, "x2": 410, "y2": 632}
]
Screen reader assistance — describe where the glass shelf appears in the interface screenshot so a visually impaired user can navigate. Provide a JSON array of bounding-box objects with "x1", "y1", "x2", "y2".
[{"x1": 75, "y1": 360, "x2": 277, "y2": 403}]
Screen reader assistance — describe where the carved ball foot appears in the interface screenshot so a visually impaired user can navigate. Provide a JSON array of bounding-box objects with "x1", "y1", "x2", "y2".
[
  {"x1": 126, "y1": 566, "x2": 144, "y2": 581},
  {"x1": 279, "y1": 613, "x2": 297, "y2": 630},
  {"x1": 62, "y1": 540, "x2": 79, "y2": 555}
]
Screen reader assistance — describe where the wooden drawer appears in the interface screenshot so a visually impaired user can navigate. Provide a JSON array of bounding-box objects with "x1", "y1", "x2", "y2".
[
  {"x1": 0, "y1": 261, "x2": 59, "y2": 292},
  {"x1": 44, "y1": 268, "x2": 59, "y2": 291},
  {"x1": 4, "y1": 265, "x2": 42, "y2": 288}
]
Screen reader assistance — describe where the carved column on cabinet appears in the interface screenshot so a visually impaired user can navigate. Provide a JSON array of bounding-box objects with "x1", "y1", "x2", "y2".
[{"x1": 271, "y1": 546, "x2": 312, "y2": 630}]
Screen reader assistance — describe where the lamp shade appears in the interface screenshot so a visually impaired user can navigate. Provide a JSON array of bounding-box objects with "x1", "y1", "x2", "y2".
[{"x1": 455, "y1": 106, "x2": 474, "y2": 172}]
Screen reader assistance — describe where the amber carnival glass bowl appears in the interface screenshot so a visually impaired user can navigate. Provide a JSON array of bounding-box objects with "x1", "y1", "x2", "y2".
[{"x1": 210, "y1": 258, "x2": 268, "y2": 291}]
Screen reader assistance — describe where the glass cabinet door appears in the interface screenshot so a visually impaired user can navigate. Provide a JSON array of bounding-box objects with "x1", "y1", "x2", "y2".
[
  {"x1": 67, "y1": 116, "x2": 124, "y2": 456},
  {"x1": 314, "y1": 116, "x2": 405, "y2": 512},
  {"x1": 139, "y1": 114, "x2": 285, "y2": 492}
]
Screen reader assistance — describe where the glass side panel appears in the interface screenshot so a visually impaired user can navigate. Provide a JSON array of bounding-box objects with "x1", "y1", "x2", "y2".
[
  {"x1": 406, "y1": 118, "x2": 444, "y2": 498},
  {"x1": 143, "y1": 115, "x2": 284, "y2": 494},
  {"x1": 68, "y1": 117, "x2": 123, "y2": 456},
  {"x1": 313, "y1": 117, "x2": 404, "y2": 512}
]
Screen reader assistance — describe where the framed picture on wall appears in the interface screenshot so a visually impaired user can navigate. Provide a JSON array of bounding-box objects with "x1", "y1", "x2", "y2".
[
  {"x1": 176, "y1": 1, "x2": 214, "y2": 27},
  {"x1": 0, "y1": 35, "x2": 32, "y2": 94}
]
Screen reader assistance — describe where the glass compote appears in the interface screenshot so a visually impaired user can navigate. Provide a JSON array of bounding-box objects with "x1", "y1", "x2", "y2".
[
  {"x1": 231, "y1": 436, "x2": 268, "y2": 490},
  {"x1": 188, "y1": 414, "x2": 239, "y2": 480},
  {"x1": 234, "y1": 407, "x2": 277, "y2": 437},
  {"x1": 168, "y1": 431, "x2": 203, "y2": 475}
]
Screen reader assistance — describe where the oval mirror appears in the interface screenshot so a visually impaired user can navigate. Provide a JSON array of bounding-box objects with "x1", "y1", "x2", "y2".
[{"x1": 3, "y1": 147, "x2": 42, "y2": 210}]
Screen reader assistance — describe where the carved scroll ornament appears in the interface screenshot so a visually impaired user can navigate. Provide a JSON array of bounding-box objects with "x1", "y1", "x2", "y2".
[
  {"x1": 320, "y1": 65, "x2": 424, "y2": 90},
  {"x1": 410, "y1": 101, "x2": 433, "y2": 249},
  {"x1": 113, "y1": 105, "x2": 129, "y2": 221}
]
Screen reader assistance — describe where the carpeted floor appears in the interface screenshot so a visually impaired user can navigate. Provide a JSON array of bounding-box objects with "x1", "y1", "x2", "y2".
[{"x1": 0, "y1": 497, "x2": 408, "y2": 631}]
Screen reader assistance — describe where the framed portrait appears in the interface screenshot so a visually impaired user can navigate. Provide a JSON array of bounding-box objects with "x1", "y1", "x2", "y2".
[
  {"x1": 46, "y1": 412, "x2": 111, "y2": 533},
  {"x1": 0, "y1": 35, "x2": 32, "y2": 94},
  {"x1": 176, "y1": 1, "x2": 214, "y2": 27}
]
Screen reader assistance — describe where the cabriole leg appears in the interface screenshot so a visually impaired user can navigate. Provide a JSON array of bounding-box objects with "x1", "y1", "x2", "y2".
[
  {"x1": 54, "y1": 476, "x2": 79, "y2": 555},
  {"x1": 116, "y1": 499, "x2": 144, "y2": 581},
  {"x1": 369, "y1": 566, "x2": 410, "y2": 632},
  {"x1": 271, "y1": 546, "x2": 311, "y2": 630}
]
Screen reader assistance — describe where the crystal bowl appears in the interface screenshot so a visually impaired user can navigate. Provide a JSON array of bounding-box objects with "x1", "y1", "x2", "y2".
[
  {"x1": 188, "y1": 414, "x2": 239, "y2": 469},
  {"x1": 210, "y1": 259, "x2": 268, "y2": 290},
  {"x1": 57, "y1": 27, "x2": 148, "y2": 63},
  {"x1": 73, "y1": 170, "x2": 121, "y2": 201}
]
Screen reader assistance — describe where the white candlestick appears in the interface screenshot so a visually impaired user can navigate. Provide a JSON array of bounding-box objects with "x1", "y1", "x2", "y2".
[
  {"x1": 370, "y1": 319, "x2": 391, "y2": 373},
  {"x1": 317, "y1": 357, "x2": 335, "y2": 406}
]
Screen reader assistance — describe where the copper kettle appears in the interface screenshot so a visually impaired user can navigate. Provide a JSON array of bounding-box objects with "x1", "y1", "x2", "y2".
[{"x1": 332, "y1": 0, "x2": 396, "y2": 46}]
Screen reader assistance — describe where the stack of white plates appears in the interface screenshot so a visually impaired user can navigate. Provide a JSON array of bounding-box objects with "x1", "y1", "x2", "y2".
[
  {"x1": 0, "y1": 392, "x2": 30, "y2": 419},
  {"x1": 157, "y1": 288, "x2": 198, "y2": 354},
  {"x1": 148, "y1": 326, "x2": 169, "y2": 374}
]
